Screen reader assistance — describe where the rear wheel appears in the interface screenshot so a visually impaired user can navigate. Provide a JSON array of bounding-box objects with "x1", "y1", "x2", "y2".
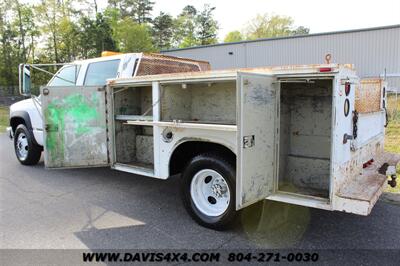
[
  {"x1": 14, "y1": 124, "x2": 41, "y2": 165},
  {"x1": 181, "y1": 153, "x2": 237, "y2": 230}
]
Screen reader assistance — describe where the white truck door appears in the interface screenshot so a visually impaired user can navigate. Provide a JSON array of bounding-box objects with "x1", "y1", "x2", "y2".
[
  {"x1": 237, "y1": 72, "x2": 278, "y2": 209},
  {"x1": 41, "y1": 86, "x2": 109, "y2": 168}
]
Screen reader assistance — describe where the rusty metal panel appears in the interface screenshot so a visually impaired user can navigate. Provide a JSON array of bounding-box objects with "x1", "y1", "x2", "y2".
[
  {"x1": 41, "y1": 86, "x2": 109, "y2": 168},
  {"x1": 335, "y1": 151, "x2": 400, "y2": 215},
  {"x1": 236, "y1": 72, "x2": 277, "y2": 209},
  {"x1": 136, "y1": 53, "x2": 210, "y2": 76},
  {"x1": 355, "y1": 78, "x2": 382, "y2": 113}
]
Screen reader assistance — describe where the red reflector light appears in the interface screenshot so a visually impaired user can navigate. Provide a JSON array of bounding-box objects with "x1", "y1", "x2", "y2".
[
  {"x1": 319, "y1": 67, "x2": 332, "y2": 72},
  {"x1": 345, "y1": 82, "x2": 351, "y2": 96},
  {"x1": 363, "y1": 159, "x2": 374, "y2": 168}
]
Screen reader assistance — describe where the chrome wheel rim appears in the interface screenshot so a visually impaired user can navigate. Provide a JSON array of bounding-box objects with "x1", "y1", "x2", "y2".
[
  {"x1": 16, "y1": 133, "x2": 29, "y2": 160},
  {"x1": 190, "y1": 169, "x2": 230, "y2": 217}
]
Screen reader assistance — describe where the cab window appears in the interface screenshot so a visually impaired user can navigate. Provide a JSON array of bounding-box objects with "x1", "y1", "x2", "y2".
[
  {"x1": 48, "y1": 65, "x2": 80, "y2": 86},
  {"x1": 84, "y1": 59, "x2": 120, "y2": 85}
]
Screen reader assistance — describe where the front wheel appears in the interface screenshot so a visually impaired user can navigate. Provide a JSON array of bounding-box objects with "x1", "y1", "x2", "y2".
[
  {"x1": 181, "y1": 153, "x2": 237, "y2": 230},
  {"x1": 14, "y1": 124, "x2": 42, "y2": 165}
]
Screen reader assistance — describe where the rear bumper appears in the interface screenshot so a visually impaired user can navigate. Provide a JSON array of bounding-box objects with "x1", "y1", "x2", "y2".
[
  {"x1": 335, "y1": 152, "x2": 400, "y2": 215},
  {"x1": 6, "y1": 127, "x2": 13, "y2": 139}
]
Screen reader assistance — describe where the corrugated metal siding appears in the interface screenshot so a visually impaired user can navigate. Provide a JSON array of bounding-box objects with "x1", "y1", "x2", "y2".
[{"x1": 162, "y1": 26, "x2": 400, "y2": 90}]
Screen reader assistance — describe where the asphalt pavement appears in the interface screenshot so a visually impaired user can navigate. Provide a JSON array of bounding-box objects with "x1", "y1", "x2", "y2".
[{"x1": 1, "y1": 133, "x2": 399, "y2": 263}]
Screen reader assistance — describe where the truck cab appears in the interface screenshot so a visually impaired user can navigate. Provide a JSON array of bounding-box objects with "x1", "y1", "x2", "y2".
[{"x1": 8, "y1": 52, "x2": 209, "y2": 165}]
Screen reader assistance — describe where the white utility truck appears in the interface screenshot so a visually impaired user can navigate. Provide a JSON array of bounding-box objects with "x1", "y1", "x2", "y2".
[
  {"x1": 10, "y1": 61, "x2": 399, "y2": 230},
  {"x1": 7, "y1": 52, "x2": 210, "y2": 165}
]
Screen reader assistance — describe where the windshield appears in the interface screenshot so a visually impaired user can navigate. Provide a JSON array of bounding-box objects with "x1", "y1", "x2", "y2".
[
  {"x1": 48, "y1": 65, "x2": 80, "y2": 86},
  {"x1": 84, "y1": 59, "x2": 120, "y2": 85}
]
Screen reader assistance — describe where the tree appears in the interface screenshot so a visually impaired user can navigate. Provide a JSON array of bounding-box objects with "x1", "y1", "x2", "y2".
[
  {"x1": 173, "y1": 5, "x2": 198, "y2": 48},
  {"x1": 173, "y1": 4, "x2": 219, "y2": 48},
  {"x1": 103, "y1": 7, "x2": 121, "y2": 46},
  {"x1": 77, "y1": 13, "x2": 116, "y2": 58},
  {"x1": 245, "y1": 14, "x2": 292, "y2": 40},
  {"x1": 0, "y1": 1, "x2": 18, "y2": 91},
  {"x1": 58, "y1": 16, "x2": 79, "y2": 61},
  {"x1": 224, "y1": 31, "x2": 243, "y2": 43},
  {"x1": 292, "y1": 26, "x2": 310, "y2": 35},
  {"x1": 1, "y1": 0, "x2": 224, "y2": 94},
  {"x1": 196, "y1": 4, "x2": 218, "y2": 45},
  {"x1": 135, "y1": 0, "x2": 154, "y2": 24},
  {"x1": 152, "y1": 12, "x2": 173, "y2": 50},
  {"x1": 244, "y1": 13, "x2": 309, "y2": 40},
  {"x1": 114, "y1": 17, "x2": 154, "y2": 52},
  {"x1": 13, "y1": 0, "x2": 27, "y2": 63},
  {"x1": 8, "y1": 0, "x2": 39, "y2": 65},
  {"x1": 109, "y1": 0, "x2": 153, "y2": 23},
  {"x1": 35, "y1": 0, "x2": 63, "y2": 62}
]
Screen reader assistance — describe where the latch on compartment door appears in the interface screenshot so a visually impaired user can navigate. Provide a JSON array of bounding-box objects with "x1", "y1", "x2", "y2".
[{"x1": 243, "y1": 135, "x2": 255, "y2": 148}]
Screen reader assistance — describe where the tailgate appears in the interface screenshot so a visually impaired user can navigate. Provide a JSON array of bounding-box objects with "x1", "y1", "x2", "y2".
[{"x1": 334, "y1": 152, "x2": 400, "y2": 215}]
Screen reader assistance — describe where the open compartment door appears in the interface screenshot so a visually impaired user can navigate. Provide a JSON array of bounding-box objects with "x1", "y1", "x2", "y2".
[
  {"x1": 236, "y1": 72, "x2": 278, "y2": 209},
  {"x1": 41, "y1": 86, "x2": 109, "y2": 168}
]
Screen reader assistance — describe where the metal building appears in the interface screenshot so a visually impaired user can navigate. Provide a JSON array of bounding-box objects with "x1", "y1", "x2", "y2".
[{"x1": 162, "y1": 25, "x2": 400, "y2": 91}]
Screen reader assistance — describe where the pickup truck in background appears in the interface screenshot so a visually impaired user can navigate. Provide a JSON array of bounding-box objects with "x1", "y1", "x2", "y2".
[{"x1": 6, "y1": 52, "x2": 210, "y2": 165}]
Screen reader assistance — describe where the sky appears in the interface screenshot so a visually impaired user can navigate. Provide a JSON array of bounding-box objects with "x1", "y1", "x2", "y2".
[{"x1": 99, "y1": 0, "x2": 400, "y2": 41}]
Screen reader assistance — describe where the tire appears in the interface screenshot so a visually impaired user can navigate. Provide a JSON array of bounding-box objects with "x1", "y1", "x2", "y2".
[
  {"x1": 181, "y1": 153, "x2": 237, "y2": 230},
  {"x1": 13, "y1": 124, "x2": 42, "y2": 165}
]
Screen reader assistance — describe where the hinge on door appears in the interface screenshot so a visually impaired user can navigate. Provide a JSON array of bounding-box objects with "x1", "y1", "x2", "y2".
[{"x1": 104, "y1": 89, "x2": 110, "y2": 164}]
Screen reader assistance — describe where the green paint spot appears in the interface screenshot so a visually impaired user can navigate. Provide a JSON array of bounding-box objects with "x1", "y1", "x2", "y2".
[{"x1": 44, "y1": 92, "x2": 101, "y2": 164}]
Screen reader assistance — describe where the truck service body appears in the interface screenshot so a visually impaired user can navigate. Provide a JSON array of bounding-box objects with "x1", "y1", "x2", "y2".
[{"x1": 8, "y1": 58, "x2": 399, "y2": 229}]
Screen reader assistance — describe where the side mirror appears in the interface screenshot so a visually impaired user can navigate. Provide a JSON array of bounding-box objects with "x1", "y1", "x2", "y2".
[{"x1": 19, "y1": 64, "x2": 31, "y2": 96}]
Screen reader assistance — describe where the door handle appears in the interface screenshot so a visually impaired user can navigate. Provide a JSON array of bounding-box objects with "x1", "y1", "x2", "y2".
[{"x1": 342, "y1": 133, "x2": 353, "y2": 144}]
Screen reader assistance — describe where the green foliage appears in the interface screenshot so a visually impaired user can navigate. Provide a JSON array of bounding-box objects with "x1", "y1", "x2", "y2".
[
  {"x1": 292, "y1": 26, "x2": 310, "y2": 35},
  {"x1": 0, "y1": 1, "x2": 309, "y2": 93},
  {"x1": 0, "y1": 0, "x2": 223, "y2": 91},
  {"x1": 109, "y1": 0, "x2": 154, "y2": 23},
  {"x1": 77, "y1": 13, "x2": 116, "y2": 58},
  {"x1": 134, "y1": 0, "x2": 154, "y2": 24},
  {"x1": 114, "y1": 18, "x2": 154, "y2": 52},
  {"x1": 196, "y1": 4, "x2": 218, "y2": 45},
  {"x1": 224, "y1": 31, "x2": 244, "y2": 43},
  {"x1": 0, "y1": 106, "x2": 9, "y2": 132},
  {"x1": 173, "y1": 4, "x2": 219, "y2": 48},
  {"x1": 152, "y1": 12, "x2": 174, "y2": 50},
  {"x1": 173, "y1": 5, "x2": 199, "y2": 48},
  {"x1": 244, "y1": 13, "x2": 310, "y2": 40}
]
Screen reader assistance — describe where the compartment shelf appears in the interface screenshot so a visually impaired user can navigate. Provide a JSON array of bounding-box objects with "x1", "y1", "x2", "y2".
[
  {"x1": 115, "y1": 115, "x2": 153, "y2": 121},
  {"x1": 124, "y1": 120, "x2": 237, "y2": 131}
]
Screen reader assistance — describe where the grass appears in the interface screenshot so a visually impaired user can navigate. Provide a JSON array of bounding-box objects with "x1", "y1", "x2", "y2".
[
  {"x1": 384, "y1": 94, "x2": 400, "y2": 193},
  {"x1": 0, "y1": 106, "x2": 9, "y2": 132}
]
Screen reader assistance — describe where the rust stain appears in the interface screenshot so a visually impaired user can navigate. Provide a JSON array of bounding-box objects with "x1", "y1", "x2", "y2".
[{"x1": 110, "y1": 63, "x2": 353, "y2": 84}]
